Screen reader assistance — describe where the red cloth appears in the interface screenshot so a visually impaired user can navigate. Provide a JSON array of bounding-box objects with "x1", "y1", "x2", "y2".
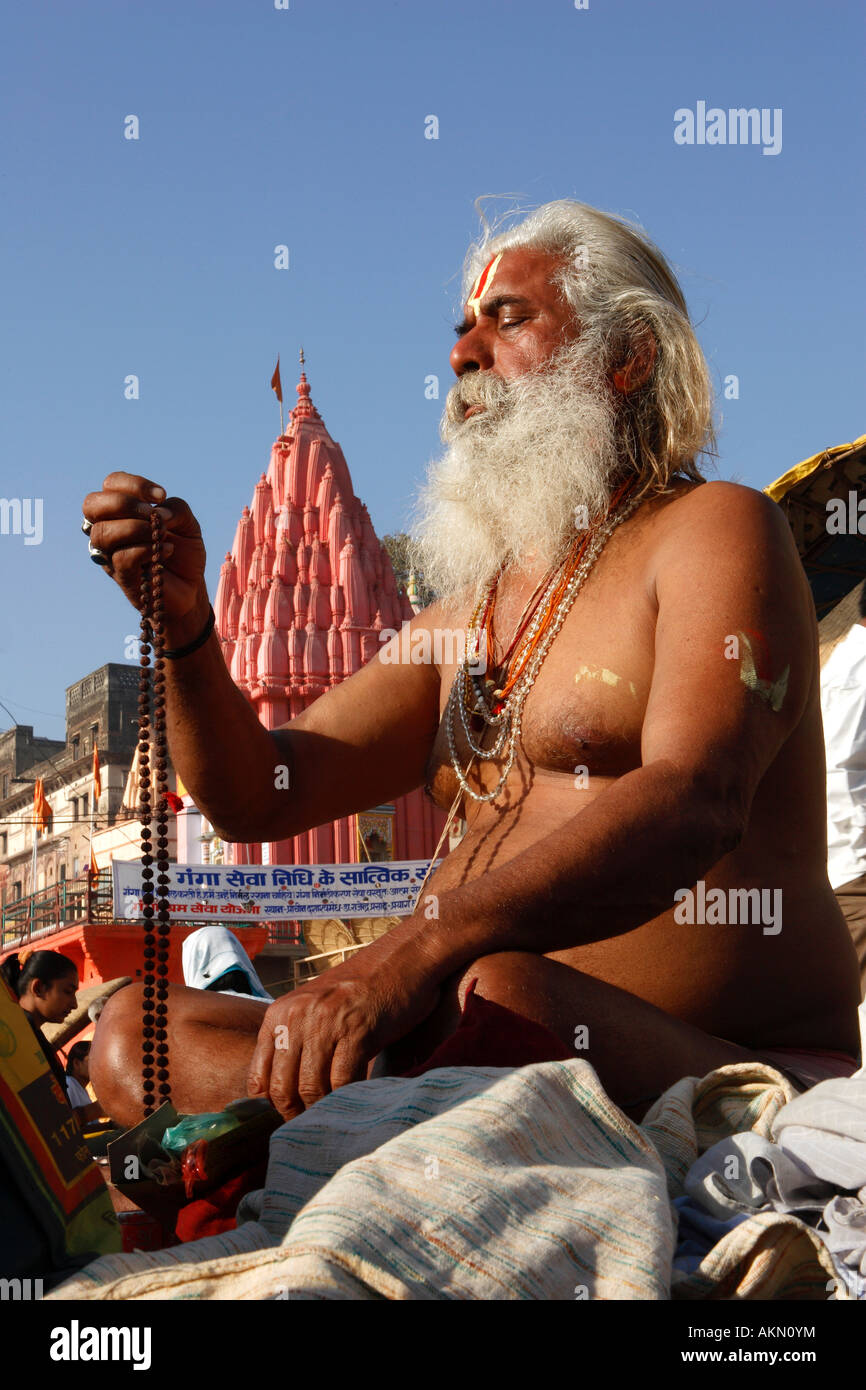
[
  {"x1": 402, "y1": 979, "x2": 571, "y2": 1077},
  {"x1": 174, "y1": 1159, "x2": 268, "y2": 1242}
]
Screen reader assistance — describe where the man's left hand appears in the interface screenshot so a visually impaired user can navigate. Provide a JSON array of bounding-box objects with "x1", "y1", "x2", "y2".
[{"x1": 246, "y1": 946, "x2": 440, "y2": 1120}]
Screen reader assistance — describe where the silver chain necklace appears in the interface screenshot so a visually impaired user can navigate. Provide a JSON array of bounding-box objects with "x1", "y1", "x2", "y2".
[{"x1": 446, "y1": 490, "x2": 641, "y2": 804}]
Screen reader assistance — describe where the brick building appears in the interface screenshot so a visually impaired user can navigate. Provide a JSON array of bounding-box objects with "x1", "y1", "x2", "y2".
[{"x1": 0, "y1": 664, "x2": 143, "y2": 907}]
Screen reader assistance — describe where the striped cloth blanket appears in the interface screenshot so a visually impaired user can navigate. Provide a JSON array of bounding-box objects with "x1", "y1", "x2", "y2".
[{"x1": 47, "y1": 1059, "x2": 841, "y2": 1301}]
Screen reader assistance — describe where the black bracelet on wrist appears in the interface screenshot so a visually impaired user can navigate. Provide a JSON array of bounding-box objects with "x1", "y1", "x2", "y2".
[{"x1": 163, "y1": 605, "x2": 216, "y2": 660}]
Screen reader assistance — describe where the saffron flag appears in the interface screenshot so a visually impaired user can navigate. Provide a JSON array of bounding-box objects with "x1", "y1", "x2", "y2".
[
  {"x1": 89, "y1": 844, "x2": 99, "y2": 878},
  {"x1": 270, "y1": 357, "x2": 282, "y2": 403},
  {"x1": 121, "y1": 743, "x2": 141, "y2": 815},
  {"x1": 33, "y1": 778, "x2": 52, "y2": 835},
  {"x1": 92, "y1": 745, "x2": 102, "y2": 803}
]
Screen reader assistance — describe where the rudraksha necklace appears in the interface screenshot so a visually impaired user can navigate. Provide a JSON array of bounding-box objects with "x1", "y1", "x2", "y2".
[
  {"x1": 446, "y1": 481, "x2": 642, "y2": 805},
  {"x1": 138, "y1": 511, "x2": 172, "y2": 1115}
]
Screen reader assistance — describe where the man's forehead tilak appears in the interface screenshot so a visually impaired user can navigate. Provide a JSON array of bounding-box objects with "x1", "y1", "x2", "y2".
[{"x1": 465, "y1": 251, "x2": 503, "y2": 321}]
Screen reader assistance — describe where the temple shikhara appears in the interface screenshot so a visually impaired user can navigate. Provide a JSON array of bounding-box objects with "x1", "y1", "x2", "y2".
[{"x1": 201, "y1": 356, "x2": 445, "y2": 869}]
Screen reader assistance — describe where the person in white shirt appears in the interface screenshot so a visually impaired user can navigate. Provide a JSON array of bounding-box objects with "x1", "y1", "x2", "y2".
[
  {"x1": 64, "y1": 1041, "x2": 101, "y2": 1125},
  {"x1": 820, "y1": 587, "x2": 866, "y2": 996}
]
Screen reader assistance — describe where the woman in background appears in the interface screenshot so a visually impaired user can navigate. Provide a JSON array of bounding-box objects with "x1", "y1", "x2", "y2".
[{"x1": 0, "y1": 948, "x2": 80, "y2": 1099}]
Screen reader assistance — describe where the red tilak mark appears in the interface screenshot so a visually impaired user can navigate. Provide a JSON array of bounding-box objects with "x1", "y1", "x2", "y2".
[{"x1": 466, "y1": 252, "x2": 503, "y2": 318}]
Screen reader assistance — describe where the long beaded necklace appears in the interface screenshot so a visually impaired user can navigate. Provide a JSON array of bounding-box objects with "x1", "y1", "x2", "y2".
[
  {"x1": 137, "y1": 511, "x2": 172, "y2": 1115},
  {"x1": 482, "y1": 565, "x2": 550, "y2": 678},
  {"x1": 446, "y1": 481, "x2": 641, "y2": 804}
]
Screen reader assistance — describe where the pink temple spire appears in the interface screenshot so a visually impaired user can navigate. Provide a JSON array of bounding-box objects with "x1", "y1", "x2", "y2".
[
  {"x1": 274, "y1": 533, "x2": 298, "y2": 586},
  {"x1": 292, "y1": 347, "x2": 321, "y2": 423},
  {"x1": 214, "y1": 553, "x2": 237, "y2": 633},
  {"x1": 210, "y1": 350, "x2": 446, "y2": 868},
  {"x1": 232, "y1": 506, "x2": 254, "y2": 587},
  {"x1": 252, "y1": 473, "x2": 272, "y2": 546},
  {"x1": 339, "y1": 536, "x2": 370, "y2": 629}
]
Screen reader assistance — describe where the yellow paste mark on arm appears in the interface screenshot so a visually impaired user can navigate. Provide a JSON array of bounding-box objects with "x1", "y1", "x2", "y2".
[{"x1": 736, "y1": 631, "x2": 790, "y2": 712}]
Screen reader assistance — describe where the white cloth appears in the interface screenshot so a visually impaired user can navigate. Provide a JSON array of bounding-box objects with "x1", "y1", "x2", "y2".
[
  {"x1": 773, "y1": 1079, "x2": 866, "y2": 1192},
  {"x1": 821, "y1": 623, "x2": 866, "y2": 889},
  {"x1": 181, "y1": 925, "x2": 272, "y2": 1001},
  {"x1": 44, "y1": 1063, "x2": 842, "y2": 1303},
  {"x1": 66, "y1": 1076, "x2": 91, "y2": 1109},
  {"x1": 679, "y1": 1076, "x2": 866, "y2": 1298}
]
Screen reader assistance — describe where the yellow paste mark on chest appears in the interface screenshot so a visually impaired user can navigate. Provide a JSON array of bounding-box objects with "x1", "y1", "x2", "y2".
[{"x1": 575, "y1": 663, "x2": 638, "y2": 699}]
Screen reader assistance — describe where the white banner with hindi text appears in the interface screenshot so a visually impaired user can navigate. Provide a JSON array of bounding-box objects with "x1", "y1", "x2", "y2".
[{"x1": 112, "y1": 859, "x2": 436, "y2": 922}]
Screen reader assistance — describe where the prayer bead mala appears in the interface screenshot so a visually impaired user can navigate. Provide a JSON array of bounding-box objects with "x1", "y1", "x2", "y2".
[
  {"x1": 447, "y1": 482, "x2": 642, "y2": 805},
  {"x1": 138, "y1": 511, "x2": 172, "y2": 1115}
]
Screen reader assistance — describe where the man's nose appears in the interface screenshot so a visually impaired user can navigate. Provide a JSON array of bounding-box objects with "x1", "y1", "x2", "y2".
[{"x1": 450, "y1": 321, "x2": 494, "y2": 377}]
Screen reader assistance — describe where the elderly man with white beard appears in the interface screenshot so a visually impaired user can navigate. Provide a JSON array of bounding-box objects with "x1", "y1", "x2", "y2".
[{"x1": 85, "y1": 200, "x2": 861, "y2": 1128}]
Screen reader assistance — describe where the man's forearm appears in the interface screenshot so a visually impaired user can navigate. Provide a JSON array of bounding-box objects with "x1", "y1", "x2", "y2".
[
  {"x1": 406, "y1": 759, "x2": 745, "y2": 983},
  {"x1": 161, "y1": 590, "x2": 289, "y2": 841}
]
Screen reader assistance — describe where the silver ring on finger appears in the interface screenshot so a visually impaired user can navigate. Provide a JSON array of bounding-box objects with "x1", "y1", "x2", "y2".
[
  {"x1": 81, "y1": 515, "x2": 93, "y2": 535},
  {"x1": 88, "y1": 539, "x2": 111, "y2": 567}
]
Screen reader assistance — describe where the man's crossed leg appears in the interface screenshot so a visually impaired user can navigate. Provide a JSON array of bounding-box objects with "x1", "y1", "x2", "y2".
[{"x1": 90, "y1": 952, "x2": 769, "y2": 1129}]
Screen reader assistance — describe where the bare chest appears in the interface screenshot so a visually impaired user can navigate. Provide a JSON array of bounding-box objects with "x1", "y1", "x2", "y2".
[{"x1": 426, "y1": 544, "x2": 658, "y2": 809}]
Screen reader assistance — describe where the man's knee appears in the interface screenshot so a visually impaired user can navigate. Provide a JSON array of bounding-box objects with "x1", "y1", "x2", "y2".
[
  {"x1": 89, "y1": 980, "x2": 139, "y2": 1067},
  {"x1": 90, "y1": 981, "x2": 269, "y2": 1127},
  {"x1": 89, "y1": 983, "x2": 200, "y2": 1122},
  {"x1": 456, "y1": 950, "x2": 547, "y2": 1005},
  {"x1": 89, "y1": 982, "x2": 144, "y2": 1126}
]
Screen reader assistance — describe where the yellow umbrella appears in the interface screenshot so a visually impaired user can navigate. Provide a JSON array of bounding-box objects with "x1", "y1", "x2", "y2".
[{"x1": 766, "y1": 435, "x2": 866, "y2": 620}]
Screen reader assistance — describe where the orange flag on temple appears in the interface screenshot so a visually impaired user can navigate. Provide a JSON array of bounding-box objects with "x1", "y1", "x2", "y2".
[
  {"x1": 92, "y1": 745, "x2": 102, "y2": 803},
  {"x1": 270, "y1": 357, "x2": 282, "y2": 403},
  {"x1": 33, "y1": 778, "x2": 52, "y2": 835},
  {"x1": 89, "y1": 844, "x2": 99, "y2": 878}
]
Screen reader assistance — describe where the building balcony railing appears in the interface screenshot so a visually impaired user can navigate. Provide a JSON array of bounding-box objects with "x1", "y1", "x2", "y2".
[
  {"x1": 1, "y1": 874, "x2": 113, "y2": 948},
  {"x1": 0, "y1": 872, "x2": 304, "y2": 951}
]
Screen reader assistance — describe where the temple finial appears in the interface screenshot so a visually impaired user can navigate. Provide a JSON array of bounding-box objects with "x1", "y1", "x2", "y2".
[{"x1": 293, "y1": 345, "x2": 319, "y2": 420}]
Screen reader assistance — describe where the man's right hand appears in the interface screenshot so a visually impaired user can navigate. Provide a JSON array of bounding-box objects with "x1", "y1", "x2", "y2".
[{"x1": 82, "y1": 472, "x2": 210, "y2": 637}]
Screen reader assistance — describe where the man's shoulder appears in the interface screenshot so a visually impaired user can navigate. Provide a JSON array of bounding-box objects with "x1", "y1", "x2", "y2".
[
  {"x1": 649, "y1": 478, "x2": 796, "y2": 560},
  {"x1": 655, "y1": 477, "x2": 784, "y2": 528}
]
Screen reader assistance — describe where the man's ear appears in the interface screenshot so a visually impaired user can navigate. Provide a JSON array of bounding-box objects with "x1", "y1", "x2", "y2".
[{"x1": 611, "y1": 329, "x2": 657, "y2": 395}]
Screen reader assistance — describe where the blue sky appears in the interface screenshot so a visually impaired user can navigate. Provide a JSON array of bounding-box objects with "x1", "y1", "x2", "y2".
[{"x1": 0, "y1": 0, "x2": 863, "y2": 737}]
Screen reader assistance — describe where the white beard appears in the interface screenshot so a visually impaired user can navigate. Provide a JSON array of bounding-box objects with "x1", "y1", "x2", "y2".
[{"x1": 411, "y1": 337, "x2": 622, "y2": 607}]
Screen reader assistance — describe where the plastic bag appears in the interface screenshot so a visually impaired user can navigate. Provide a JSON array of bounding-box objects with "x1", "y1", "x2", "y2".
[{"x1": 161, "y1": 1111, "x2": 240, "y2": 1152}]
